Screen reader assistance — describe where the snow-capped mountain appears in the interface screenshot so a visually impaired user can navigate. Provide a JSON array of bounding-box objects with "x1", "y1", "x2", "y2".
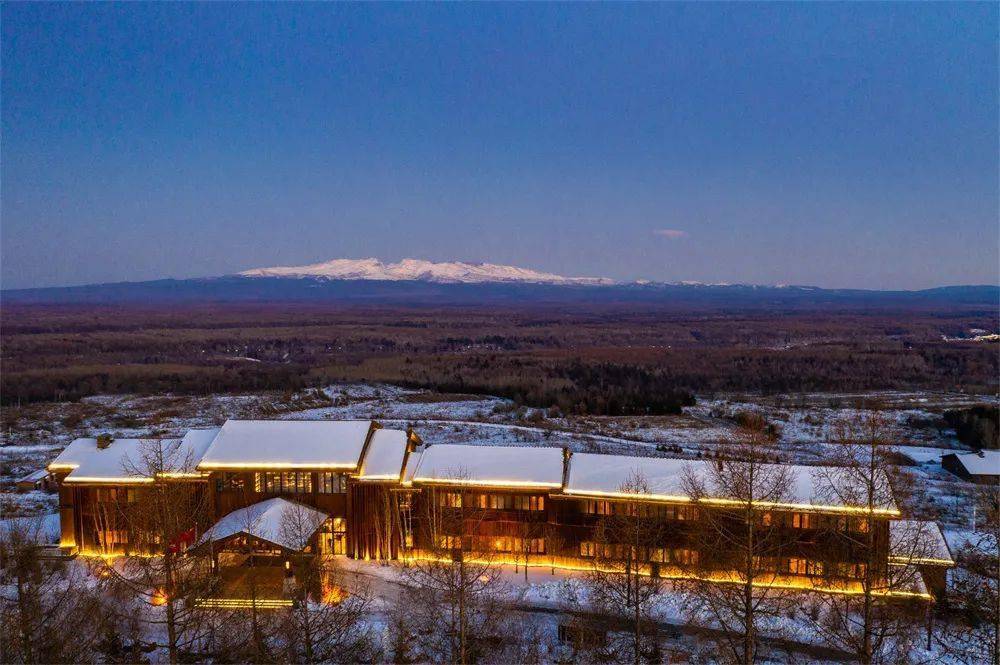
[{"x1": 238, "y1": 258, "x2": 614, "y2": 286}]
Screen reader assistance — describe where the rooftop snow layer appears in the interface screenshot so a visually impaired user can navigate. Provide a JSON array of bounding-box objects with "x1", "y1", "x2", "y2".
[
  {"x1": 411, "y1": 444, "x2": 564, "y2": 488},
  {"x1": 16, "y1": 468, "x2": 50, "y2": 484},
  {"x1": 198, "y1": 498, "x2": 329, "y2": 551},
  {"x1": 890, "y1": 520, "x2": 954, "y2": 566},
  {"x1": 565, "y1": 453, "x2": 899, "y2": 514},
  {"x1": 176, "y1": 428, "x2": 221, "y2": 470},
  {"x1": 358, "y1": 428, "x2": 409, "y2": 480},
  {"x1": 198, "y1": 420, "x2": 373, "y2": 469},
  {"x1": 948, "y1": 450, "x2": 1000, "y2": 476},
  {"x1": 49, "y1": 437, "x2": 192, "y2": 482}
]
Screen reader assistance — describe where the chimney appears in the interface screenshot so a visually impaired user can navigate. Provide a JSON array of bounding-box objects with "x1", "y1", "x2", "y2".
[{"x1": 96, "y1": 434, "x2": 113, "y2": 450}]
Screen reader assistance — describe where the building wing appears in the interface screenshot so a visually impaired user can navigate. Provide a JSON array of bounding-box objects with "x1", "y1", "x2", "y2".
[
  {"x1": 411, "y1": 444, "x2": 564, "y2": 489},
  {"x1": 564, "y1": 453, "x2": 899, "y2": 515},
  {"x1": 197, "y1": 420, "x2": 374, "y2": 470}
]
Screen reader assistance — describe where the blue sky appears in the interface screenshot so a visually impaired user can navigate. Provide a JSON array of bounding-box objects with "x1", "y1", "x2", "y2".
[{"x1": 2, "y1": 3, "x2": 996, "y2": 289}]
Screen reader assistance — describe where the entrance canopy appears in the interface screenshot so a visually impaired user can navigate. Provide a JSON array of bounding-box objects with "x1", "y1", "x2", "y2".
[{"x1": 199, "y1": 498, "x2": 329, "y2": 552}]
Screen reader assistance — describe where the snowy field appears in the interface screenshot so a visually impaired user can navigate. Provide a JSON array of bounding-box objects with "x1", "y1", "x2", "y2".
[
  {"x1": 2, "y1": 383, "x2": 991, "y2": 530},
  {"x1": 1, "y1": 383, "x2": 994, "y2": 662}
]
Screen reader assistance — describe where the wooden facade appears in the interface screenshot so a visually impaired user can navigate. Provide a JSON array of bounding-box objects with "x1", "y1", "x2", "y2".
[{"x1": 50, "y1": 427, "x2": 946, "y2": 602}]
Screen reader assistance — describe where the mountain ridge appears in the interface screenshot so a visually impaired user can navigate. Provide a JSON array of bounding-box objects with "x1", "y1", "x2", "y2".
[{"x1": 238, "y1": 257, "x2": 614, "y2": 285}]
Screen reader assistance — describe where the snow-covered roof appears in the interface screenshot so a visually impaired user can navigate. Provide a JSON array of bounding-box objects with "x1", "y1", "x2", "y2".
[
  {"x1": 358, "y1": 428, "x2": 409, "y2": 481},
  {"x1": 198, "y1": 420, "x2": 374, "y2": 470},
  {"x1": 173, "y1": 428, "x2": 221, "y2": 474},
  {"x1": 198, "y1": 498, "x2": 329, "y2": 551},
  {"x1": 48, "y1": 437, "x2": 194, "y2": 483},
  {"x1": 947, "y1": 450, "x2": 1000, "y2": 476},
  {"x1": 564, "y1": 453, "x2": 899, "y2": 514},
  {"x1": 890, "y1": 520, "x2": 954, "y2": 566},
  {"x1": 411, "y1": 444, "x2": 564, "y2": 488},
  {"x1": 16, "y1": 469, "x2": 50, "y2": 484},
  {"x1": 402, "y1": 450, "x2": 423, "y2": 485}
]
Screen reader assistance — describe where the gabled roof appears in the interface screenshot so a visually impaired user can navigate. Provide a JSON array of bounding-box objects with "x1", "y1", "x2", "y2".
[
  {"x1": 197, "y1": 420, "x2": 374, "y2": 470},
  {"x1": 564, "y1": 453, "x2": 899, "y2": 515},
  {"x1": 48, "y1": 437, "x2": 196, "y2": 483},
  {"x1": 198, "y1": 498, "x2": 329, "y2": 551},
  {"x1": 890, "y1": 520, "x2": 954, "y2": 566},
  {"x1": 357, "y1": 428, "x2": 409, "y2": 481},
  {"x1": 16, "y1": 469, "x2": 50, "y2": 484},
  {"x1": 946, "y1": 450, "x2": 1000, "y2": 476},
  {"x1": 410, "y1": 444, "x2": 564, "y2": 489}
]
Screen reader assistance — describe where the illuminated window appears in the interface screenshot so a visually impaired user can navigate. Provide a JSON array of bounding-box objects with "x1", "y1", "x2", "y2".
[
  {"x1": 854, "y1": 517, "x2": 870, "y2": 533},
  {"x1": 672, "y1": 548, "x2": 699, "y2": 565},
  {"x1": 487, "y1": 494, "x2": 513, "y2": 510},
  {"x1": 791, "y1": 513, "x2": 813, "y2": 529},
  {"x1": 438, "y1": 492, "x2": 463, "y2": 508},
  {"x1": 579, "y1": 541, "x2": 596, "y2": 558},
  {"x1": 650, "y1": 547, "x2": 667, "y2": 563},
  {"x1": 255, "y1": 471, "x2": 313, "y2": 494},
  {"x1": 787, "y1": 557, "x2": 808, "y2": 575},
  {"x1": 584, "y1": 500, "x2": 612, "y2": 515},
  {"x1": 435, "y1": 535, "x2": 462, "y2": 550},
  {"x1": 513, "y1": 495, "x2": 545, "y2": 511},
  {"x1": 760, "y1": 511, "x2": 772, "y2": 527},
  {"x1": 318, "y1": 472, "x2": 345, "y2": 494}
]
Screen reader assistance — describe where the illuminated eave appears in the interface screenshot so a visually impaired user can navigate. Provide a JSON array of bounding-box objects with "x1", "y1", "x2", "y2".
[
  {"x1": 889, "y1": 556, "x2": 955, "y2": 567},
  {"x1": 197, "y1": 462, "x2": 357, "y2": 471},
  {"x1": 357, "y1": 474, "x2": 404, "y2": 482},
  {"x1": 559, "y1": 489, "x2": 900, "y2": 516},
  {"x1": 413, "y1": 477, "x2": 563, "y2": 490},
  {"x1": 63, "y1": 476, "x2": 154, "y2": 485}
]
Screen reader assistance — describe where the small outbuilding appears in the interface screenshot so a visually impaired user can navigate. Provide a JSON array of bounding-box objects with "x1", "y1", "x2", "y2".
[
  {"x1": 15, "y1": 469, "x2": 54, "y2": 493},
  {"x1": 941, "y1": 450, "x2": 1000, "y2": 485}
]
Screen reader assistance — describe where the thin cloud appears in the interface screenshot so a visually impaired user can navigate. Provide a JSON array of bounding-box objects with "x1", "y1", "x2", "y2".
[{"x1": 653, "y1": 229, "x2": 689, "y2": 239}]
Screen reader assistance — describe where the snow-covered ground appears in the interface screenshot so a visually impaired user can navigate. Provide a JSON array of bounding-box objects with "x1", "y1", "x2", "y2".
[
  {"x1": 2, "y1": 384, "x2": 991, "y2": 522},
  {"x1": 1, "y1": 383, "x2": 993, "y2": 663}
]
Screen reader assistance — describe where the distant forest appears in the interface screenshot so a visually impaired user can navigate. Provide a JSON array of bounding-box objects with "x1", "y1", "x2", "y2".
[{"x1": 1, "y1": 303, "x2": 996, "y2": 413}]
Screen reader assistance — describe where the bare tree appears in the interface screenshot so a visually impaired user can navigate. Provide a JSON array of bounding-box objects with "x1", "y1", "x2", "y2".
[
  {"x1": 681, "y1": 415, "x2": 795, "y2": 664},
  {"x1": 935, "y1": 487, "x2": 999, "y2": 665},
  {"x1": 403, "y1": 479, "x2": 510, "y2": 664},
  {"x1": 100, "y1": 439, "x2": 216, "y2": 664},
  {"x1": 276, "y1": 502, "x2": 375, "y2": 663},
  {"x1": 544, "y1": 521, "x2": 566, "y2": 575},
  {"x1": 810, "y1": 409, "x2": 925, "y2": 664},
  {"x1": 0, "y1": 516, "x2": 105, "y2": 663},
  {"x1": 513, "y1": 515, "x2": 545, "y2": 581},
  {"x1": 584, "y1": 470, "x2": 666, "y2": 665}
]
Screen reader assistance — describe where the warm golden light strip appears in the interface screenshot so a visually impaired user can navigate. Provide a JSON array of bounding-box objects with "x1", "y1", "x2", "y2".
[
  {"x1": 77, "y1": 550, "x2": 157, "y2": 560},
  {"x1": 63, "y1": 476, "x2": 154, "y2": 484},
  {"x1": 400, "y1": 553, "x2": 932, "y2": 601},
  {"x1": 559, "y1": 490, "x2": 900, "y2": 516},
  {"x1": 194, "y1": 598, "x2": 292, "y2": 609},
  {"x1": 889, "y1": 556, "x2": 955, "y2": 567},
  {"x1": 197, "y1": 462, "x2": 356, "y2": 470},
  {"x1": 413, "y1": 477, "x2": 563, "y2": 489}
]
